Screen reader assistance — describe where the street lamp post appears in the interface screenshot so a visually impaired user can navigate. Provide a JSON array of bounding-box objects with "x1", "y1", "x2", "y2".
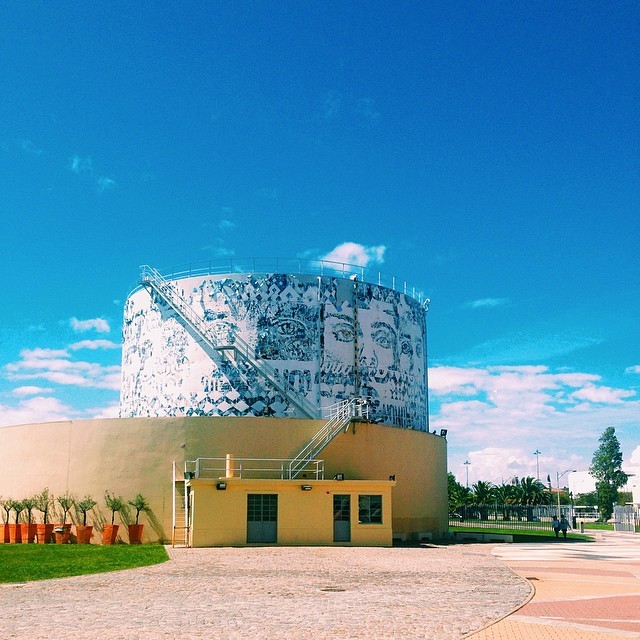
[
  {"x1": 464, "y1": 460, "x2": 471, "y2": 488},
  {"x1": 533, "y1": 449, "x2": 541, "y2": 480},
  {"x1": 556, "y1": 469, "x2": 576, "y2": 518}
]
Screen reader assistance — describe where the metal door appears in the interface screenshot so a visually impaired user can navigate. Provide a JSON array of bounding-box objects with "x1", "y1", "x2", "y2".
[
  {"x1": 247, "y1": 494, "x2": 278, "y2": 543},
  {"x1": 333, "y1": 494, "x2": 351, "y2": 542}
]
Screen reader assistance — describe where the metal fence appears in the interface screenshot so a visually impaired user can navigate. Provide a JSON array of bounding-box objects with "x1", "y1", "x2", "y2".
[{"x1": 449, "y1": 504, "x2": 576, "y2": 531}]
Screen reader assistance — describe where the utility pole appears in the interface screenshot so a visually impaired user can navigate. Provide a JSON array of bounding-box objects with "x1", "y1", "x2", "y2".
[
  {"x1": 464, "y1": 460, "x2": 471, "y2": 488},
  {"x1": 533, "y1": 449, "x2": 541, "y2": 480}
]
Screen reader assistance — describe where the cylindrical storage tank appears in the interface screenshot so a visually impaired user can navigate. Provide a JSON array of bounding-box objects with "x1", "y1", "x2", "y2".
[{"x1": 120, "y1": 268, "x2": 428, "y2": 430}]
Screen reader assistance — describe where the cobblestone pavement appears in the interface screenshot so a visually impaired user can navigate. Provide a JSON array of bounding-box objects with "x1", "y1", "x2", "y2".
[
  {"x1": 1, "y1": 544, "x2": 530, "y2": 640},
  {"x1": 467, "y1": 532, "x2": 640, "y2": 640}
]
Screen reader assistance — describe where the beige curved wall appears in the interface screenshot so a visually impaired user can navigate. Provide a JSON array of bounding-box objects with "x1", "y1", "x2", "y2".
[{"x1": 0, "y1": 417, "x2": 447, "y2": 543}]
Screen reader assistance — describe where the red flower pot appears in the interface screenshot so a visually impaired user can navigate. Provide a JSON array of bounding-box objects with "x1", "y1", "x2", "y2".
[
  {"x1": 8, "y1": 524, "x2": 22, "y2": 543},
  {"x1": 128, "y1": 523, "x2": 144, "y2": 544},
  {"x1": 20, "y1": 523, "x2": 37, "y2": 543},
  {"x1": 102, "y1": 523, "x2": 120, "y2": 545},
  {"x1": 53, "y1": 523, "x2": 72, "y2": 544},
  {"x1": 36, "y1": 523, "x2": 55, "y2": 544},
  {"x1": 0, "y1": 523, "x2": 9, "y2": 543},
  {"x1": 75, "y1": 525, "x2": 93, "y2": 544}
]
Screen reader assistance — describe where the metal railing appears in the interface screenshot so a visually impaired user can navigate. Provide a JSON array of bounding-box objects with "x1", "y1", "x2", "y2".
[
  {"x1": 288, "y1": 398, "x2": 362, "y2": 480},
  {"x1": 140, "y1": 265, "x2": 319, "y2": 418},
  {"x1": 133, "y1": 257, "x2": 428, "y2": 304},
  {"x1": 185, "y1": 457, "x2": 325, "y2": 480},
  {"x1": 449, "y1": 504, "x2": 576, "y2": 532}
]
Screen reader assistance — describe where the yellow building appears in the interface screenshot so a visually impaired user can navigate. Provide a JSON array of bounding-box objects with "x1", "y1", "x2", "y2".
[{"x1": 0, "y1": 262, "x2": 448, "y2": 546}]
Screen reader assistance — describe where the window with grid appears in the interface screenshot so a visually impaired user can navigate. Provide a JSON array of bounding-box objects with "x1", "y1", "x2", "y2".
[
  {"x1": 247, "y1": 494, "x2": 278, "y2": 522},
  {"x1": 358, "y1": 495, "x2": 382, "y2": 524}
]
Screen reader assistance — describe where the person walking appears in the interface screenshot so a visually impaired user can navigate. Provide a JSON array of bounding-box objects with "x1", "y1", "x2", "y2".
[
  {"x1": 560, "y1": 514, "x2": 570, "y2": 539},
  {"x1": 552, "y1": 515, "x2": 560, "y2": 538}
]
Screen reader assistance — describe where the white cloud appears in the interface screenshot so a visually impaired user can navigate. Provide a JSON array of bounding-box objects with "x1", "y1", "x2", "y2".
[
  {"x1": 321, "y1": 242, "x2": 386, "y2": 267},
  {"x1": 630, "y1": 446, "x2": 640, "y2": 466},
  {"x1": 89, "y1": 402, "x2": 121, "y2": 419},
  {"x1": 571, "y1": 385, "x2": 635, "y2": 404},
  {"x1": 69, "y1": 155, "x2": 93, "y2": 174},
  {"x1": 97, "y1": 176, "x2": 116, "y2": 193},
  {"x1": 466, "y1": 298, "x2": 509, "y2": 309},
  {"x1": 5, "y1": 348, "x2": 121, "y2": 391},
  {"x1": 11, "y1": 385, "x2": 53, "y2": 397},
  {"x1": 0, "y1": 396, "x2": 75, "y2": 428},
  {"x1": 626, "y1": 365, "x2": 640, "y2": 374},
  {"x1": 69, "y1": 339, "x2": 120, "y2": 351},
  {"x1": 70, "y1": 317, "x2": 110, "y2": 333},
  {"x1": 218, "y1": 219, "x2": 236, "y2": 231},
  {"x1": 431, "y1": 364, "x2": 640, "y2": 484},
  {"x1": 21, "y1": 139, "x2": 43, "y2": 156}
]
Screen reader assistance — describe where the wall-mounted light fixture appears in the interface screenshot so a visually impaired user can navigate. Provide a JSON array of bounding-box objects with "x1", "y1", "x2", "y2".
[
  {"x1": 440, "y1": 429, "x2": 448, "y2": 438},
  {"x1": 301, "y1": 485, "x2": 312, "y2": 491},
  {"x1": 389, "y1": 474, "x2": 395, "y2": 481},
  {"x1": 216, "y1": 482, "x2": 227, "y2": 491}
]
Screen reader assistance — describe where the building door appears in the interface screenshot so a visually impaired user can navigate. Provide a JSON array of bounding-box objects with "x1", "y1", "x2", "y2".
[
  {"x1": 247, "y1": 494, "x2": 278, "y2": 543},
  {"x1": 333, "y1": 494, "x2": 351, "y2": 542}
]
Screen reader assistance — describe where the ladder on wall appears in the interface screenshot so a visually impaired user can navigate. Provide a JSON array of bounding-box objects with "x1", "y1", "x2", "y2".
[
  {"x1": 171, "y1": 462, "x2": 190, "y2": 547},
  {"x1": 287, "y1": 398, "x2": 365, "y2": 479},
  {"x1": 139, "y1": 265, "x2": 319, "y2": 419}
]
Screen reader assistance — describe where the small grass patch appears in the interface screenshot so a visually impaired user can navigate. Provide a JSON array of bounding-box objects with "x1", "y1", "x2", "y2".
[
  {"x1": 449, "y1": 525, "x2": 593, "y2": 543},
  {"x1": 582, "y1": 522, "x2": 614, "y2": 531},
  {"x1": 0, "y1": 544, "x2": 169, "y2": 583}
]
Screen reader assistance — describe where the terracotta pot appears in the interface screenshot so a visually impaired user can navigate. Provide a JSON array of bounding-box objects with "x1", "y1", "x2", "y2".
[
  {"x1": 128, "y1": 523, "x2": 144, "y2": 544},
  {"x1": 54, "y1": 523, "x2": 72, "y2": 544},
  {"x1": 20, "y1": 523, "x2": 37, "y2": 543},
  {"x1": 8, "y1": 524, "x2": 22, "y2": 543},
  {"x1": 75, "y1": 525, "x2": 93, "y2": 544},
  {"x1": 36, "y1": 523, "x2": 55, "y2": 544},
  {"x1": 102, "y1": 523, "x2": 119, "y2": 545},
  {"x1": 0, "y1": 523, "x2": 9, "y2": 543}
]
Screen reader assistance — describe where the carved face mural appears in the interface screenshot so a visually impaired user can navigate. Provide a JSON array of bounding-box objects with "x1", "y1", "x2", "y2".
[
  {"x1": 120, "y1": 272, "x2": 427, "y2": 429},
  {"x1": 319, "y1": 282, "x2": 426, "y2": 427}
]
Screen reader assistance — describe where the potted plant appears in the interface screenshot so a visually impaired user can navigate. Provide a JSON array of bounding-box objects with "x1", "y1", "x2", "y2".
[
  {"x1": 20, "y1": 497, "x2": 37, "y2": 543},
  {"x1": 75, "y1": 496, "x2": 97, "y2": 544},
  {"x1": 6, "y1": 499, "x2": 24, "y2": 543},
  {"x1": 127, "y1": 494, "x2": 149, "y2": 544},
  {"x1": 103, "y1": 492, "x2": 126, "y2": 545},
  {"x1": 54, "y1": 493, "x2": 74, "y2": 543},
  {"x1": 0, "y1": 498, "x2": 10, "y2": 543},
  {"x1": 35, "y1": 488, "x2": 54, "y2": 544}
]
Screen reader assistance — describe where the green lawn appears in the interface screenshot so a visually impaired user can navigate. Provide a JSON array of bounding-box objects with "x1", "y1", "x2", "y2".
[
  {"x1": 449, "y1": 525, "x2": 593, "y2": 543},
  {"x1": 0, "y1": 544, "x2": 169, "y2": 583}
]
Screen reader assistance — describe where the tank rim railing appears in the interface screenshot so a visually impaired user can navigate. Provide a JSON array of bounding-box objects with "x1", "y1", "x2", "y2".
[
  {"x1": 185, "y1": 457, "x2": 325, "y2": 480},
  {"x1": 134, "y1": 257, "x2": 428, "y2": 304}
]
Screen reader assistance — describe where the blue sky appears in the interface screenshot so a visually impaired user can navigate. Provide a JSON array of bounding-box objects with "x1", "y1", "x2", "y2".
[{"x1": 1, "y1": 1, "x2": 638, "y2": 486}]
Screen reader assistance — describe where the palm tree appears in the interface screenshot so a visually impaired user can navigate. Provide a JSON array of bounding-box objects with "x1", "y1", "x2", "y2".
[
  {"x1": 471, "y1": 481, "x2": 495, "y2": 520},
  {"x1": 493, "y1": 482, "x2": 516, "y2": 521}
]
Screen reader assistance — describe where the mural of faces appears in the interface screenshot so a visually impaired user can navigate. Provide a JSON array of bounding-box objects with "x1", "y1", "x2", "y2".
[{"x1": 121, "y1": 273, "x2": 427, "y2": 429}]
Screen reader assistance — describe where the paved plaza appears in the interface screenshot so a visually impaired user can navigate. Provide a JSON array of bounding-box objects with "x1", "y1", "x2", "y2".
[{"x1": 1, "y1": 532, "x2": 639, "y2": 639}]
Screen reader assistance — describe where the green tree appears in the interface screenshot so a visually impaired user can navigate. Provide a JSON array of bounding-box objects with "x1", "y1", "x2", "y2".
[
  {"x1": 447, "y1": 472, "x2": 472, "y2": 513},
  {"x1": 471, "y1": 480, "x2": 494, "y2": 520},
  {"x1": 589, "y1": 427, "x2": 629, "y2": 521}
]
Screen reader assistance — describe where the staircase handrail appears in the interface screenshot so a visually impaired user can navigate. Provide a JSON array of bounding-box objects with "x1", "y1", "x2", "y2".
[
  {"x1": 288, "y1": 398, "x2": 357, "y2": 479},
  {"x1": 140, "y1": 265, "x2": 319, "y2": 418}
]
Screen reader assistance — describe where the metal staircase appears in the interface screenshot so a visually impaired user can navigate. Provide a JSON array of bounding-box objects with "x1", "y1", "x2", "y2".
[
  {"x1": 139, "y1": 265, "x2": 319, "y2": 419},
  {"x1": 287, "y1": 398, "x2": 366, "y2": 479}
]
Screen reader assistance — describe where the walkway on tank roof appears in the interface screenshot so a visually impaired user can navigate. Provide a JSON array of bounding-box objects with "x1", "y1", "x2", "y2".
[{"x1": 133, "y1": 257, "x2": 429, "y2": 304}]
